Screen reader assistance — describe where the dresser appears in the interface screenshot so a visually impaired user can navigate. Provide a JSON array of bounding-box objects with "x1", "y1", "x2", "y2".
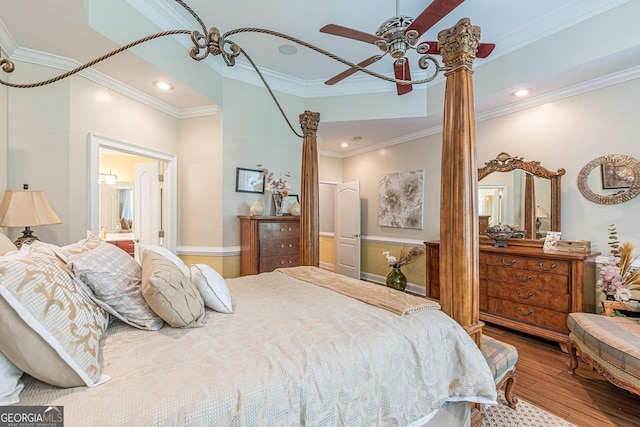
[
  {"x1": 424, "y1": 241, "x2": 599, "y2": 343},
  {"x1": 106, "y1": 239, "x2": 135, "y2": 257},
  {"x1": 239, "y1": 216, "x2": 300, "y2": 276}
]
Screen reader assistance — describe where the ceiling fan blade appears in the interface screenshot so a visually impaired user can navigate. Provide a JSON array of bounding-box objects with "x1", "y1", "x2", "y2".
[
  {"x1": 405, "y1": 0, "x2": 465, "y2": 38},
  {"x1": 320, "y1": 24, "x2": 383, "y2": 44},
  {"x1": 394, "y1": 59, "x2": 413, "y2": 95},
  {"x1": 416, "y1": 41, "x2": 496, "y2": 58},
  {"x1": 476, "y1": 43, "x2": 496, "y2": 58},
  {"x1": 324, "y1": 56, "x2": 382, "y2": 85}
]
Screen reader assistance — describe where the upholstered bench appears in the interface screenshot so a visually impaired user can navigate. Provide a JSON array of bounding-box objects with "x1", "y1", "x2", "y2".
[
  {"x1": 482, "y1": 335, "x2": 519, "y2": 408},
  {"x1": 567, "y1": 309, "x2": 640, "y2": 396}
]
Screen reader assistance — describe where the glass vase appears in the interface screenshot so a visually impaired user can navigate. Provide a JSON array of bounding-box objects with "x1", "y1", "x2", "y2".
[
  {"x1": 386, "y1": 265, "x2": 407, "y2": 291},
  {"x1": 273, "y1": 194, "x2": 283, "y2": 216}
]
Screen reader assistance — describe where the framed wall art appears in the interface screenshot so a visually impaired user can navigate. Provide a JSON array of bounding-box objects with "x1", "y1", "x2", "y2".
[
  {"x1": 378, "y1": 169, "x2": 424, "y2": 229},
  {"x1": 235, "y1": 167, "x2": 265, "y2": 194}
]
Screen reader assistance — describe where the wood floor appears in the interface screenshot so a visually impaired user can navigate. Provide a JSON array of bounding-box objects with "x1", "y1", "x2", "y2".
[{"x1": 484, "y1": 324, "x2": 640, "y2": 427}]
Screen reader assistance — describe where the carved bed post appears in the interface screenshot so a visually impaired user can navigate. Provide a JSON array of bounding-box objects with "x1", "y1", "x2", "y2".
[
  {"x1": 437, "y1": 18, "x2": 483, "y2": 346},
  {"x1": 299, "y1": 110, "x2": 320, "y2": 266}
]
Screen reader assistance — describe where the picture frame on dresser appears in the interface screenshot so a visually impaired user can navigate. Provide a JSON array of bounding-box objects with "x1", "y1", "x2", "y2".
[
  {"x1": 281, "y1": 194, "x2": 299, "y2": 215},
  {"x1": 236, "y1": 167, "x2": 265, "y2": 194}
]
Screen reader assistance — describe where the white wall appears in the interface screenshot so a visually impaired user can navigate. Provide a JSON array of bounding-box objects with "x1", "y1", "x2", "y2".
[
  {"x1": 4, "y1": 61, "x2": 180, "y2": 245},
  {"x1": 220, "y1": 79, "x2": 305, "y2": 247},
  {"x1": 178, "y1": 113, "x2": 223, "y2": 247},
  {"x1": 340, "y1": 77, "x2": 640, "y2": 254}
]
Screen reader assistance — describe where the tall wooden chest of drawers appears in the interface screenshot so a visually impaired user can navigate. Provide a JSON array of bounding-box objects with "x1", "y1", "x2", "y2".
[
  {"x1": 424, "y1": 241, "x2": 599, "y2": 343},
  {"x1": 239, "y1": 216, "x2": 300, "y2": 276}
]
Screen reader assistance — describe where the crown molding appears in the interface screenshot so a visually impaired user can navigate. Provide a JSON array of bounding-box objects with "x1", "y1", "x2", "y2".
[
  {"x1": 0, "y1": 17, "x2": 17, "y2": 56},
  {"x1": 6, "y1": 46, "x2": 220, "y2": 118},
  {"x1": 328, "y1": 65, "x2": 640, "y2": 159}
]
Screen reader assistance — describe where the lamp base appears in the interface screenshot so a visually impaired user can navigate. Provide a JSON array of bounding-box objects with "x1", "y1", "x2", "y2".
[{"x1": 14, "y1": 227, "x2": 38, "y2": 250}]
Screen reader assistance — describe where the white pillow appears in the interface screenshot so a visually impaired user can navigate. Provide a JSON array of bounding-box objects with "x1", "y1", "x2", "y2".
[
  {"x1": 190, "y1": 264, "x2": 234, "y2": 314},
  {"x1": 140, "y1": 245, "x2": 190, "y2": 278},
  {"x1": 0, "y1": 351, "x2": 23, "y2": 405}
]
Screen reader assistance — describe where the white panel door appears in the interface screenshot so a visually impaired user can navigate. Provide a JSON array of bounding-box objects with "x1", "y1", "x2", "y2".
[
  {"x1": 335, "y1": 181, "x2": 361, "y2": 279},
  {"x1": 134, "y1": 161, "x2": 160, "y2": 258}
]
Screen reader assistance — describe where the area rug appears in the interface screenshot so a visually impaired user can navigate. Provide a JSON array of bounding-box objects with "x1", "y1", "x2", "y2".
[{"x1": 483, "y1": 391, "x2": 576, "y2": 426}]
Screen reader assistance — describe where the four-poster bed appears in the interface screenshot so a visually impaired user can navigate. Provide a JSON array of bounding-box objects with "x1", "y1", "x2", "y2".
[{"x1": 0, "y1": 3, "x2": 497, "y2": 425}]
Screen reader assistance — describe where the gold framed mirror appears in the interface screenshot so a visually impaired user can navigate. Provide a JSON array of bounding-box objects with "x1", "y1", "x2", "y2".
[
  {"x1": 478, "y1": 152, "x2": 565, "y2": 246},
  {"x1": 577, "y1": 154, "x2": 640, "y2": 205}
]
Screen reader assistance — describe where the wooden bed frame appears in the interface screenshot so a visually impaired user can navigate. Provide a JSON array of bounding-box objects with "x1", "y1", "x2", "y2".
[{"x1": 298, "y1": 18, "x2": 486, "y2": 424}]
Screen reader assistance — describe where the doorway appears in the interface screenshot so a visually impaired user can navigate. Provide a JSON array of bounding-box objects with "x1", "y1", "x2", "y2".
[{"x1": 87, "y1": 133, "x2": 177, "y2": 252}]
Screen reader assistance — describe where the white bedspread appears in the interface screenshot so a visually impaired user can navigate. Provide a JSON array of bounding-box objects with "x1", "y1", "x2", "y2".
[{"x1": 17, "y1": 269, "x2": 496, "y2": 426}]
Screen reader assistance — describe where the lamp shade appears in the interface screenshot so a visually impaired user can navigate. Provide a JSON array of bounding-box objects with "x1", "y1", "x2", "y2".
[
  {"x1": 535, "y1": 206, "x2": 548, "y2": 219},
  {"x1": 0, "y1": 190, "x2": 62, "y2": 227}
]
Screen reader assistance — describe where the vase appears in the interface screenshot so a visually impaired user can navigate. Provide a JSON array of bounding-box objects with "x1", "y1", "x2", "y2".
[
  {"x1": 249, "y1": 200, "x2": 264, "y2": 216},
  {"x1": 273, "y1": 194, "x2": 284, "y2": 216},
  {"x1": 386, "y1": 265, "x2": 407, "y2": 291}
]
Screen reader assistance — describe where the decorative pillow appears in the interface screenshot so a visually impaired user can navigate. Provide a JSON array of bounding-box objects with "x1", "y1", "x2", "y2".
[
  {"x1": 140, "y1": 244, "x2": 191, "y2": 278},
  {"x1": 190, "y1": 264, "x2": 234, "y2": 314},
  {"x1": 0, "y1": 246, "x2": 110, "y2": 388},
  {"x1": 67, "y1": 241, "x2": 163, "y2": 331},
  {"x1": 0, "y1": 231, "x2": 17, "y2": 256},
  {"x1": 0, "y1": 351, "x2": 23, "y2": 405},
  {"x1": 141, "y1": 250, "x2": 205, "y2": 328},
  {"x1": 52, "y1": 233, "x2": 102, "y2": 263}
]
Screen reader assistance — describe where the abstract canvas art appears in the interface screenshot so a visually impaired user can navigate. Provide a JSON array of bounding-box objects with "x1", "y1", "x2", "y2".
[{"x1": 378, "y1": 169, "x2": 424, "y2": 229}]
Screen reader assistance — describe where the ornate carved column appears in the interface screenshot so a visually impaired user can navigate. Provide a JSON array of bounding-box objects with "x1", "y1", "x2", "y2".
[
  {"x1": 437, "y1": 18, "x2": 483, "y2": 345},
  {"x1": 299, "y1": 110, "x2": 320, "y2": 266}
]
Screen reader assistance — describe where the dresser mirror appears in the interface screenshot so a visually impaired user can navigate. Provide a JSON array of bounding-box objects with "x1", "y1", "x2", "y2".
[{"x1": 478, "y1": 152, "x2": 565, "y2": 244}]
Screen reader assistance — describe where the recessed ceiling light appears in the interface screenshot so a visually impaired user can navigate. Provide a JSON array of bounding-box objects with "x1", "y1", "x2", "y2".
[
  {"x1": 511, "y1": 89, "x2": 531, "y2": 97},
  {"x1": 341, "y1": 143, "x2": 349, "y2": 147},
  {"x1": 278, "y1": 44, "x2": 298, "y2": 56},
  {"x1": 153, "y1": 81, "x2": 174, "y2": 90}
]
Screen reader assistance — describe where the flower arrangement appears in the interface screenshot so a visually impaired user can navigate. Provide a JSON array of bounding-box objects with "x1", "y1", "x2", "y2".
[
  {"x1": 261, "y1": 168, "x2": 291, "y2": 197},
  {"x1": 381, "y1": 246, "x2": 424, "y2": 268},
  {"x1": 597, "y1": 225, "x2": 640, "y2": 301}
]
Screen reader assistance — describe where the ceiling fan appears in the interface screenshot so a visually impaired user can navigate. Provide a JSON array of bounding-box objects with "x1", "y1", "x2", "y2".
[{"x1": 320, "y1": 0, "x2": 495, "y2": 95}]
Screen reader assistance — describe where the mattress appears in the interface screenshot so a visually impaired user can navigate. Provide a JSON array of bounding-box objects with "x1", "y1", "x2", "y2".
[{"x1": 16, "y1": 269, "x2": 496, "y2": 426}]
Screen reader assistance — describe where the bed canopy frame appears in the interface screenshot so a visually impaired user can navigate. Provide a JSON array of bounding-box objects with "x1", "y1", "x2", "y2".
[
  {"x1": 297, "y1": 19, "x2": 483, "y2": 346},
  {"x1": 0, "y1": 0, "x2": 483, "y2": 398}
]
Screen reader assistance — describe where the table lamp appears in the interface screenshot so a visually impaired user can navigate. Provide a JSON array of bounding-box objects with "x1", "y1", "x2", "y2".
[
  {"x1": 0, "y1": 184, "x2": 62, "y2": 249},
  {"x1": 535, "y1": 206, "x2": 548, "y2": 235}
]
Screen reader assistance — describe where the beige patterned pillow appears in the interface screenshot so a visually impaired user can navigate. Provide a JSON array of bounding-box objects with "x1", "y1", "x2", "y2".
[
  {"x1": 52, "y1": 233, "x2": 103, "y2": 263},
  {"x1": 67, "y1": 242, "x2": 164, "y2": 331},
  {"x1": 141, "y1": 250, "x2": 206, "y2": 328},
  {"x1": 0, "y1": 246, "x2": 110, "y2": 388},
  {"x1": 0, "y1": 231, "x2": 17, "y2": 256}
]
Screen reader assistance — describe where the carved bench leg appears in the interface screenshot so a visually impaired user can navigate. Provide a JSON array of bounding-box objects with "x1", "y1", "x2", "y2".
[
  {"x1": 503, "y1": 367, "x2": 519, "y2": 409},
  {"x1": 567, "y1": 340, "x2": 580, "y2": 374}
]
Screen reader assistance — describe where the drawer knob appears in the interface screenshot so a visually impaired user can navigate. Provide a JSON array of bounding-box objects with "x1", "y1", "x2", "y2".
[
  {"x1": 281, "y1": 244, "x2": 285, "y2": 248},
  {"x1": 501, "y1": 258, "x2": 517, "y2": 266},
  {"x1": 538, "y1": 262, "x2": 557, "y2": 271},
  {"x1": 288, "y1": 227, "x2": 292, "y2": 232},
  {"x1": 515, "y1": 290, "x2": 533, "y2": 299},
  {"x1": 288, "y1": 260, "x2": 292, "y2": 264},
  {"x1": 288, "y1": 244, "x2": 293, "y2": 248},
  {"x1": 280, "y1": 260, "x2": 285, "y2": 265},
  {"x1": 517, "y1": 307, "x2": 533, "y2": 316},
  {"x1": 280, "y1": 228, "x2": 284, "y2": 232},
  {"x1": 515, "y1": 273, "x2": 532, "y2": 282}
]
